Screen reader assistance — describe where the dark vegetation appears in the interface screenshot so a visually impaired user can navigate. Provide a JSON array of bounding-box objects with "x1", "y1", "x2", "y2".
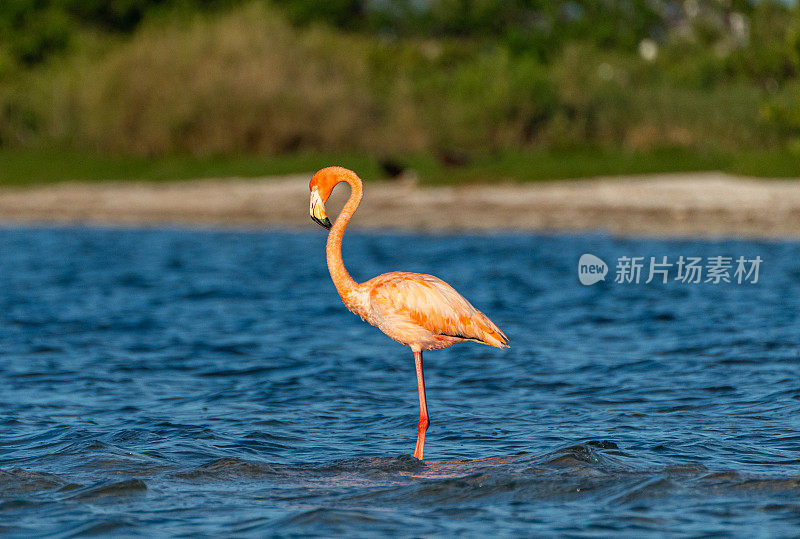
[{"x1": 2, "y1": 1, "x2": 800, "y2": 183}]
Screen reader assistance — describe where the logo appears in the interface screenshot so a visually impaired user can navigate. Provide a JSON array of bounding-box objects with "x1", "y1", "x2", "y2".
[
  {"x1": 578, "y1": 253, "x2": 608, "y2": 286},
  {"x1": 577, "y1": 254, "x2": 761, "y2": 286}
]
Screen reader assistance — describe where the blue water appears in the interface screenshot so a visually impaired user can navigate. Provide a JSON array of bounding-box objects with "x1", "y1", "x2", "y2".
[{"x1": 2, "y1": 226, "x2": 800, "y2": 536}]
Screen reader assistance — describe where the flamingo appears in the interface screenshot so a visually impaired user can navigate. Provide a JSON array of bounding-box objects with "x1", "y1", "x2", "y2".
[{"x1": 308, "y1": 166, "x2": 509, "y2": 461}]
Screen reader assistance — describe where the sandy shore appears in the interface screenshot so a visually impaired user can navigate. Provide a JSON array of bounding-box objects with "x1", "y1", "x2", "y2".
[{"x1": 1, "y1": 172, "x2": 799, "y2": 238}]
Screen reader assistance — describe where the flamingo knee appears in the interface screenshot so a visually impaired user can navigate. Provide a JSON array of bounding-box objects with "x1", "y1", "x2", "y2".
[{"x1": 418, "y1": 415, "x2": 429, "y2": 431}]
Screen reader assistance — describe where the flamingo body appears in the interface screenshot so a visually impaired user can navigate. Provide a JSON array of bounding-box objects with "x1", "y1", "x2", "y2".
[
  {"x1": 356, "y1": 271, "x2": 508, "y2": 352},
  {"x1": 308, "y1": 166, "x2": 508, "y2": 460}
]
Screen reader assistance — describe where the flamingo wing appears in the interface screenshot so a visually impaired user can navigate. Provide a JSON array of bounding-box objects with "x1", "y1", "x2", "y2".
[{"x1": 366, "y1": 272, "x2": 509, "y2": 349}]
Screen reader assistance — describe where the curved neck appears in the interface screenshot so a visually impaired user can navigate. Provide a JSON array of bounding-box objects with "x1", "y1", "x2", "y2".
[{"x1": 326, "y1": 173, "x2": 363, "y2": 300}]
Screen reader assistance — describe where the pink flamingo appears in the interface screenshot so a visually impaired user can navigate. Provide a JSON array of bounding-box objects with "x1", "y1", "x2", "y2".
[{"x1": 309, "y1": 166, "x2": 509, "y2": 461}]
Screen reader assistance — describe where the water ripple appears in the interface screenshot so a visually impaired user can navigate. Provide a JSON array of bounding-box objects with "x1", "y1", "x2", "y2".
[{"x1": 1, "y1": 227, "x2": 799, "y2": 535}]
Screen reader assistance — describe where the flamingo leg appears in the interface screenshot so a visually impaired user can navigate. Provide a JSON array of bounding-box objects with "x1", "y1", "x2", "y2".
[{"x1": 413, "y1": 350, "x2": 429, "y2": 461}]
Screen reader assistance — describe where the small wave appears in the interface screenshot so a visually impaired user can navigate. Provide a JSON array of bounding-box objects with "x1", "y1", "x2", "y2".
[
  {"x1": 175, "y1": 457, "x2": 278, "y2": 480},
  {"x1": 66, "y1": 479, "x2": 147, "y2": 500},
  {"x1": 275, "y1": 507, "x2": 406, "y2": 533},
  {"x1": 311, "y1": 454, "x2": 425, "y2": 475},
  {"x1": 63, "y1": 518, "x2": 138, "y2": 536},
  {"x1": 0, "y1": 468, "x2": 66, "y2": 494}
]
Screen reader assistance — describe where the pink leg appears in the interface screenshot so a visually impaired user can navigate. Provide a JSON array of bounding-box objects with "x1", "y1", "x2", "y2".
[{"x1": 413, "y1": 350, "x2": 429, "y2": 461}]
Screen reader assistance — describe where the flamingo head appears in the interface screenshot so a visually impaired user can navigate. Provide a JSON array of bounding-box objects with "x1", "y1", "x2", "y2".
[{"x1": 309, "y1": 167, "x2": 349, "y2": 230}]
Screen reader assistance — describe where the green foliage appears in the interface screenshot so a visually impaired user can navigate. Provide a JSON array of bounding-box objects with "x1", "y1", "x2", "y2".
[
  {"x1": 0, "y1": 0, "x2": 236, "y2": 65},
  {"x1": 0, "y1": 1, "x2": 71, "y2": 65},
  {"x1": 409, "y1": 47, "x2": 557, "y2": 152},
  {"x1": 2, "y1": 0, "x2": 800, "y2": 162},
  {"x1": 761, "y1": 84, "x2": 800, "y2": 140},
  {"x1": 273, "y1": 0, "x2": 666, "y2": 59},
  {"x1": 726, "y1": 1, "x2": 797, "y2": 84}
]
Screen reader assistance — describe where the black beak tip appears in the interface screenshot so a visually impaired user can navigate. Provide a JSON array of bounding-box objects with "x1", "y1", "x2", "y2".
[{"x1": 312, "y1": 215, "x2": 332, "y2": 230}]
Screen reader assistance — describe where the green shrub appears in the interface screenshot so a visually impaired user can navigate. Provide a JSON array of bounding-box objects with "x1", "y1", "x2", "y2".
[
  {"x1": 58, "y1": 4, "x2": 379, "y2": 155},
  {"x1": 0, "y1": 0, "x2": 793, "y2": 157},
  {"x1": 409, "y1": 48, "x2": 557, "y2": 153}
]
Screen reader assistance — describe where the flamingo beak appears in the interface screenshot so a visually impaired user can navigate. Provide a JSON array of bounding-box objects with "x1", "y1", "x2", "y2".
[{"x1": 310, "y1": 188, "x2": 332, "y2": 230}]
